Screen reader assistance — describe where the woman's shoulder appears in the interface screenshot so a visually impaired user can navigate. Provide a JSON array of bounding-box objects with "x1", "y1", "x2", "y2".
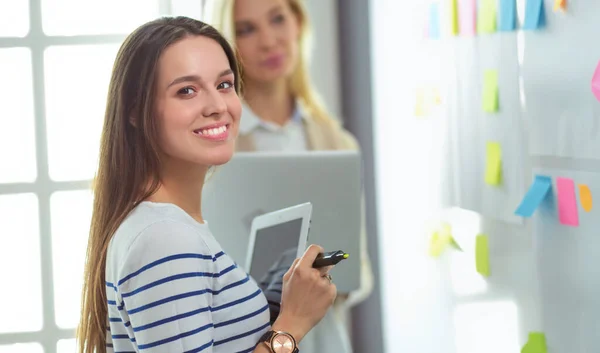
[
  {"x1": 107, "y1": 202, "x2": 222, "y2": 272},
  {"x1": 305, "y1": 115, "x2": 360, "y2": 151}
]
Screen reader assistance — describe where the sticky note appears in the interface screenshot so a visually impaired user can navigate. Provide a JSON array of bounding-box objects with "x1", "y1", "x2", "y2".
[
  {"x1": 460, "y1": 0, "x2": 476, "y2": 36},
  {"x1": 523, "y1": 0, "x2": 546, "y2": 30},
  {"x1": 475, "y1": 234, "x2": 490, "y2": 277},
  {"x1": 515, "y1": 175, "x2": 552, "y2": 217},
  {"x1": 553, "y1": 0, "x2": 566, "y2": 12},
  {"x1": 499, "y1": 0, "x2": 517, "y2": 31},
  {"x1": 415, "y1": 88, "x2": 429, "y2": 117},
  {"x1": 557, "y1": 177, "x2": 579, "y2": 226},
  {"x1": 429, "y1": 223, "x2": 462, "y2": 257},
  {"x1": 592, "y1": 61, "x2": 600, "y2": 102},
  {"x1": 450, "y1": 0, "x2": 459, "y2": 35},
  {"x1": 485, "y1": 142, "x2": 502, "y2": 186},
  {"x1": 429, "y1": 2, "x2": 441, "y2": 39},
  {"x1": 483, "y1": 70, "x2": 499, "y2": 113},
  {"x1": 478, "y1": 0, "x2": 497, "y2": 34},
  {"x1": 521, "y1": 332, "x2": 548, "y2": 353},
  {"x1": 579, "y1": 184, "x2": 593, "y2": 212}
]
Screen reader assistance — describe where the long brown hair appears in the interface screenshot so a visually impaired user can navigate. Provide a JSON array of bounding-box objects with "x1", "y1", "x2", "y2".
[{"x1": 77, "y1": 16, "x2": 241, "y2": 353}]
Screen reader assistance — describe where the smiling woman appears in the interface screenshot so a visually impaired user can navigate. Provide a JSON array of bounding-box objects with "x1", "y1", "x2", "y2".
[{"x1": 77, "y1": 16, "x2": 338, "y2": 353}]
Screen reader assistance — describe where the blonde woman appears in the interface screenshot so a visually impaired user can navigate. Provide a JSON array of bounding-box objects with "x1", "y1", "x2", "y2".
[{"x1": 205, "y1": 0, "x2": 374, "y2": 352}]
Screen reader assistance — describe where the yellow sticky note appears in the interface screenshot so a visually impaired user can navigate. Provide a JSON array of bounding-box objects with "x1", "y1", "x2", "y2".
[
  {"x1": 553, "y1": 0, "x2": 566, "y2": 12},
  {"x1": 521, "y1": 332, "x2": 548, "y2": 353},
  {"x1": 475, "y1": 234, "x2": 490, "y2": 277},
  {"x1": 579, "y1": 184, "x2": 593, "y2": 212},
  {"x1": 429, "y1": 223, "x2": 462, "y2": 257},
  {"x1": 450, "y1": 0, "x2": 459, "y2": 35},
  {"x1": 415, "y1": 88, "x2": 429, "y2": 117},
  {"x1": 478, "y1": 0, "x2": 497, "y2": 34},
  {"x1": 483, "y1": 70, "x2": 499, "y2": 112},
  {"x1": 485, "y1": 142, "x2": 502, "y2": 186}
]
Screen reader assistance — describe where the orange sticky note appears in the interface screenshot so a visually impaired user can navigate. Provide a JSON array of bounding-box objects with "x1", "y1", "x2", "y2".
[
  {"x1": 579, "y1": 184, "x2": 593, "y2": 212},
  {"x1": 553, "y1": 0, "x2": 566, "y2": 12}
]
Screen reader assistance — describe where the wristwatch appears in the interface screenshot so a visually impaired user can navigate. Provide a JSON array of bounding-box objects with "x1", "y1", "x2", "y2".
[{"x1": 258, "y1": 330, "x2": 299, "y2": 353}]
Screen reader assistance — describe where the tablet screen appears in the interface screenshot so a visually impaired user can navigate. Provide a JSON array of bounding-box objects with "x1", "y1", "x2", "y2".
[{"x1": 249, "y1": 217, "x2": 303, "y2": 323}]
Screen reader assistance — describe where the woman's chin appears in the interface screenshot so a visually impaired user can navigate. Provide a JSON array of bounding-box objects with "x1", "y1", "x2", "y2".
[{"x1": 200, "y1": 148, "x2": 235, "y2": 167}]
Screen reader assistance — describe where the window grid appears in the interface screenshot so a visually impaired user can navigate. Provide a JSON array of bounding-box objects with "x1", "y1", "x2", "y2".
[{"x1": 0, "y1": 0, "x2": 179, "y2": 351}]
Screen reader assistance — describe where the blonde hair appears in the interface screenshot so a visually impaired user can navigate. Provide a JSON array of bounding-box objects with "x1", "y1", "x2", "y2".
[{"x1": 204, "y1": 0, "x2": 335, "y2": 123}]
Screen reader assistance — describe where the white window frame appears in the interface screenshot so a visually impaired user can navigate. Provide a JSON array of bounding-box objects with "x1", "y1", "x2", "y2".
[{"x1": 0, "y1": 0, "x2": 207, "y2": 351}]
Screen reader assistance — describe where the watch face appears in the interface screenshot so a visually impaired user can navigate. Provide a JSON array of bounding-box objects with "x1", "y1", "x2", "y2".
[{"x1": 272, "y1": 333, "x2": 295, "y2": 353}]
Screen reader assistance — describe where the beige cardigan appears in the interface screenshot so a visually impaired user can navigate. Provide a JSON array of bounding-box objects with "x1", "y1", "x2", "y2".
[{"x1": 235, "y1": 113, "x2": 374, "y2": 309}]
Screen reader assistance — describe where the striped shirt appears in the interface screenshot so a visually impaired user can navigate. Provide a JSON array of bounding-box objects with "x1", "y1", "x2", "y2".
[{"x1": 105, "y1": 201, "x2": 270, "y2": 352}]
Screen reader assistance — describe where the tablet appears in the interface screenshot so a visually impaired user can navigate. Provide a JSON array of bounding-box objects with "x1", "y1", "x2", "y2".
[{"x1": 245, "y1": 202, "x2": 312, "y2": 283}]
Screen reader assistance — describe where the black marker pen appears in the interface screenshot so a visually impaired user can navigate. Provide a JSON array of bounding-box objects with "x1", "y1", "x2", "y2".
[{"x1": 312, "y1": 250, "x2": 349, "y2": 268}]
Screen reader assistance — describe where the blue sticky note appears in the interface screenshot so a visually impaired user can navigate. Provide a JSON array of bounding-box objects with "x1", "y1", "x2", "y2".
[
  {"x1": 523, "y1": 0, "x2": 546, "y2": 30},
  {"x1": 429, "y1": 2, "x2": 441, "y2": 39},
  {"x1": 515, "y1": 175, "x2": 552, "y2": 217},
  {"x1": 499, "y1": 0, "x2": 517, "y2": 31}
]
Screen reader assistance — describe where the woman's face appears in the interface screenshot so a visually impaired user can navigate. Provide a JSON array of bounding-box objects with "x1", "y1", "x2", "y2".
[
  {"x1": 154, "y1": 35, "x2": 241, "y2": 168},
  {"x1": 233, "y1": 0, "x2": 301, "y2": 84}
]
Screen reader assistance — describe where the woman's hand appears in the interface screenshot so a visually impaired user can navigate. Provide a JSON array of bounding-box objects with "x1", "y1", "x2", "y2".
[{"x1": 271, "y1": 244, "x2": 337, "y2": 342}]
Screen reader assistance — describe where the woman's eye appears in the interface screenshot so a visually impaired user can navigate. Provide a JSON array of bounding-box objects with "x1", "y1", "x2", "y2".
[
  {"x1": 218, "y1": 81, "x2": 234, "y2": 90},
  {"x1": 178, "y1": 87, "x2": 196, "y2": 96},
  {"x1": 272, "y1": 14, "x2": 285, "y2": 24},
  {"x1": 236, "y1": 25, "x2": 254, "y2": 36}
]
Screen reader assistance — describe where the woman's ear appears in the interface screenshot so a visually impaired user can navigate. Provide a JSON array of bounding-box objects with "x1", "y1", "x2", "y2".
[{"x1": 129, "y1": 116, "x2": 137, "y2": 127}]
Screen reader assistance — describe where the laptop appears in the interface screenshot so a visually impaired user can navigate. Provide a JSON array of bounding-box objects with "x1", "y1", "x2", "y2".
[{"x1": 202, "y1": 151, "x2": 362, "y2": 293}]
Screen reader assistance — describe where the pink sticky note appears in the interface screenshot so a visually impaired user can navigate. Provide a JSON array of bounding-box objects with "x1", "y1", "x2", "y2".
[
  {"x1": 557, "y1": 177, "x2": 579, "y2": 226},
  {"x1": 592, "y1": 60, "x2": 600, "y2": 101},
  {"x1": 460, "y1": 0, "x2": 477, "y2": 36}
]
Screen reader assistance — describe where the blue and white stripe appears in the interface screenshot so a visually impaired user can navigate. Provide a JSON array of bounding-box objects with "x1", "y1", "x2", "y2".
[{"x1": 105, "y1": 202, "x2": 271, "y2": 352}]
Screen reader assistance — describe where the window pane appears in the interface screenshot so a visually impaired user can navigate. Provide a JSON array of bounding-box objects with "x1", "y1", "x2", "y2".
[
  {"x1": 0, "y1": 0, "x2": 29, "y2": 37},
  {"x1": 0, "y1": 48, "x2": 37, "y2": 183},
  {"x1": 45, "y1": 44, "x2": 119, "y2": 181},
  {"x1": 51, "y1": 189, "x2": 93, "y2": 328},
  {"x1": 171, "y1": 0, "x2": 203, "y2": 18},
  {"x1": 0, "y1": 194, "x2": 42, "y2": 333},
  {"x1": 41, "y1": 0, "x2": 159, "y2": 35},
  {"x1": 57, "y1": 339, "x2": 76, "y2": 353},
  {"x1": 0, "y1": 343, "x2": 43, "y2": 353}
]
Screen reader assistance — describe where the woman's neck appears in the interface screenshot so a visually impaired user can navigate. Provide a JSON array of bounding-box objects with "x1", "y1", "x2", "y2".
[
  {"x1": 147, "y1": 157, "x2": 208, "y2": 224},
  {"x1": 243, "y1": 78, "x2": 295, "y2": 126}
]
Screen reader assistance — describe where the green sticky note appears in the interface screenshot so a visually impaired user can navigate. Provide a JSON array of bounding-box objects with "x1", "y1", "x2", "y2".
[
  {"x1": 483, "y1": 69, "x2": 499, "y2": 112},
  {"x1": 478, "y1": 0, "x2": 497, "y2": 33},
  {"x1": 485, "y1": 142, "x2": 502, "y2": 186},
  {"x1": 475, "y1": 234, "x2": 490, "y2": 277},
  {"x1": 521, "y1": 332, "x2": 548, "y2": 353},
  {"x1": 450, "y1": 0, "x2": 460, "y2": 35}
]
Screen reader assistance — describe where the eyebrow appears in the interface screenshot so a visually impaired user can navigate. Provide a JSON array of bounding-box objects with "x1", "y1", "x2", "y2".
[
  {"x1": 235, "y1": 5, "x2": 284, "y2": 26},
  {"x1": 167, "y1": 69, "x2": 234, "y2": 88}
]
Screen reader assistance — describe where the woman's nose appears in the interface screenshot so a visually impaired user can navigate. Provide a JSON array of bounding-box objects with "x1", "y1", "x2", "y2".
[{"x1": 202, "y1": 89, "x2": 227, "y2": 118}]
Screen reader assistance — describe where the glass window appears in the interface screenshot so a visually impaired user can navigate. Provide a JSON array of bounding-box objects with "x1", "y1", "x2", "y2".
[
  {"x1": 0, "y1": 48, "x2": 37, "y2": 183},
  {"x1": 44, "y1": 44, "x2": 120, "y2": 181},
  {"x1": 41, "y1": 0, "x2": 159, "y2": 36},
  {"x1": 0, "y1": 342, "x2": 43, "y2": 353},
  {"x1": 0, "y1": 1, "x2": 29, "y2": 37},
  {"x1": 0, "y1": 193, "x2": 42, "y2": 333},
  {"x1": 56, "y1": 338, "x2": 76, "y2": 353},
  {"x1": 50, "y1": 190, "x2": 94, "y2": 328}
]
